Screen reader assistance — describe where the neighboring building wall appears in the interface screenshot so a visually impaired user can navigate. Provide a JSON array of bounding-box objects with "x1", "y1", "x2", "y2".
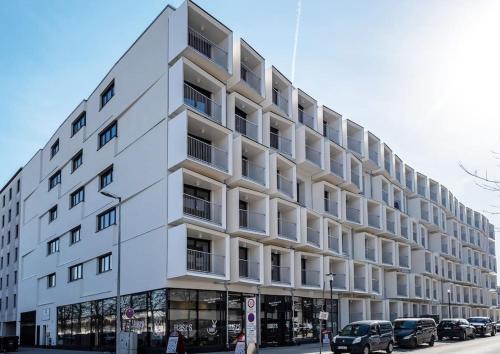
[
  {"x1": 13, "y1": 0, "x2": 498, "y2": 353},
  {"x1": 0, "y1": 168, "x2": 22, "y2": 336}
]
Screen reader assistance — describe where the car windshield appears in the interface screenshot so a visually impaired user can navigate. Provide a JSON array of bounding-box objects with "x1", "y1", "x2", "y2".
[
  {"x1": 467, "y1": 318, "x2": 487, "y2": 323},
  {"x1": 394, "y1": 321, "x2": 416, "y2": 329},
  {"x1": 439, "y1": 320, "x2": 457, "y2": 326},
  {"x1": 340, "y1": 324, "x2": 370, "y2": 336}
]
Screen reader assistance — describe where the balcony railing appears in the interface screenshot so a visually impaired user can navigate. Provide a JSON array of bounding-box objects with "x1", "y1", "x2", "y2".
[
  {"x1": 239, "y1": 209, "x2": 266, "y2": 233},
  {"x1": 235, "y1": 114, "x2": 259, "y2": 141},
  {"x1": 426, "y1": 288, "x2": 431, "y2": 298},
  {"x1": 369, "y1": 150, "x2": 378, "y2": 164},
  {"x1": 187, "y1": 135, "x2": 228, "y2": 171},
  {"x1": 433, "y1": 215, "x2": 439, "y2": 226},
  {"x1": 188, "y1": 27, "x2": 228, "y2": 69},
  {"x1": 421, "y1": 210, "x2": 429, "y2": 221},
  {"x1": 328, "y1": 235, "x2": 340, "y2": 253},
  {"x1": 242, "y1": 159, "x2": 266, "y2": 186},
  {"x1": 395, "y1": 170, "x2": 402, "y2": 183},
  {"x1": 184, "y1": 83, "x2": 222, "y2": 124},
  {"x1": 406, "y1": 177, "x2": 413, "y2": 190},
  {"x1": 368, "y1": 214, "x2": 380, "y2": 228},
  {"x1": 384, "y1": 159, "x2": 391, "y2": 173},
  {"x1": 415, "y1": 286, "x2": 422, "y2": 297},
  {"x1": 401, "y1": 225, "x2": 408, "y2": 238},
  {"x1": 365, "y1": 247, "x2": 376, "y2": 261},
  {"x1": 372, "y1": 278, "x2": 380, "y2": 292},
  {"x1": 382, "y1": 251, "x2": 393, "y2": 265},
  {"x1": 240, "y1": 63, "x2": 261, "y2": 93},
  {"x1": 305, "y1": 145, "x2": 321, "y2": 166},
  {"x1": 346, "y1": 207, "x2": 361, "y2": 223},
  {"x1": 399, "y1": 255, "x2": 409, "y2": 268},
  {"x1": 347, "y1": 137, "x2": 362, "y2": 154},
  {"x1": 351, "y1": 170, "x2": 360, "y2": 188},
  {"x1": 354, "y1": 276, "x2": 366, "y2": 291},
  {"x1": 239, "y1": 259, "x2": 260, "y2": 280},
  {"x1": 325, "y1": 126, "x2": 340, "y2": 145},
  {"x1": 271, "y1": 265, "x2": 290, "y2": 284},
  {"x1": 301, "y1": 269, "x2": 320, "y2": 287},
  {"x1": 270, "y1": 132, "x2": 292, "y2": 156},
  {"x1": 332, "y1": 274, "x2": 346, "y2": 289},
  {"x1": 306, "y1": 227, "x2": 320, "y2": 247},
  {"x1": 272, "y1": 88, "x2": 289, "y2": 115},
  {"x1": 417, "y1": 185, "x2": 426, "y2": 197},
  {"x1": 276, "y1": 174, "x2": 293, "y2": 198},
  {"x1": 183, "y1": 193, "x2": 222, "y2": 225},
  {"x1": 330, "y1": 160, "x2": 343, "y2": 178},
  {"x1": 187, "y1": 249, "x2": 225, "y2": 275},
  {"x1": 397, "y1": 284, "x2": 408, "y2": 296},
  {"x1": 441, "y1": 243, "x2": 448, "y2": 254},
  {"x1": 324, "y1": 199, "x2": 338, "y2": 217},
  {"x1": 277, "y1": 218, "x2": 297, "y2": 240},
  {"x1": 425, "y1": 261, "x2": 431, "y2": 272},
  {"x1": 386, "y1": 220, "x2": 395, "y2": 234},
  {"x1": 298, "y1": 109, "x2": 315, "y2": 129},
  {"x1": 430, "y1": 191, "x2": 438, "y2": 202}
]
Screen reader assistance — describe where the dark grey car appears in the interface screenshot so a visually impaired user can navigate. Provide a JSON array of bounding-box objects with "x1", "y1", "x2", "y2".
[
  {"x1": 393, "y1": 318, "x2": 436, "y2": 348},
  {"x1": 331, "y1": 320, "x2": 394, "y2": 354}
]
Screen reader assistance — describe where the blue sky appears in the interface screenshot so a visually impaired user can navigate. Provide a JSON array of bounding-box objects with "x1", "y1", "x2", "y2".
[{"x1": 1, "y1": 1, "x2": 500, "y2": 257}]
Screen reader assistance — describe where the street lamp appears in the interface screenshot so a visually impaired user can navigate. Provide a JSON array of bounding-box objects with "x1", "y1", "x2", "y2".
[
  {"x1": 447, "y1": 289, "x2": 451, "y2": 318},
  {"x1": 326, "y1": 273, "x2": 336, "y2": 334},
  {"x1": 100, "y1": 191, "x2": 122, "y2": 352}
]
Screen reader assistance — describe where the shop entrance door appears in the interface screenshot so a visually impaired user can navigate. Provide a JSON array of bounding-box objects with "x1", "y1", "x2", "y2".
[{"x1": 260, "y1": 295, "x2": 292, "y2": 347}]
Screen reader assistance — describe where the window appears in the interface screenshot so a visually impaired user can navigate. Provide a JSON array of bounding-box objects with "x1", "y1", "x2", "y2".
[
  {"x1": 50, "y1": 139, "x2": 59, "y2": 158},
  {"x1": 70, "y1": 226, "x2": 81, "y2": 244},
  {"x1": 98, "y1": 253, "x2": 112, "y2": 273},
  {"x1": 69, "y1": 264, "x2": 83, "y2": 281},
  {"x1": 71, "y1": 150, "x2": 83, "y2": 172},
  {"x1": 97, "y1": 208, "x2": 116, "y2": 231},
  {"x1": 6, "y1": 275, "x2": 8, "y2": 287},
  {"x1": 16, "y1": 180, "x2": 20, "y2": 193},
  {"x1": 8, "y1": 188, "x2": 12, "y2": 201},
  {"x1": 99, "y1": 166, "x2": 113, "y2": 189},
  {"x1": 6, "y1": 253, "x2": 9, "y2": 266},
  {"x1": 72, "y1": 112, "x2": 86, "y2": 136},
  {"x1": 14, "y1": 271, "x2": 17, "y2": 284},
  {"x1": 48, "y1": 205, "x2": 58, "y2": 222},
  {"x1": 49, "y1": 170, "x2": 61, "y2": 190},
  {"x1": 99, "y1": 121, "x2": 117, "y2": 148},
  {"x1": 7, "y1": 231, "x2": 10, "y2": 244},
  {"x1": 13, "y1": 294, "x2": 16, "y2": 308},
  {"x1": 16, "y1": 202, "x2": 19, "y2": 215},
  {"x1": 100, "y1": 81, "x2": 115, "y2": 108},
  {"x1": 2, "y1": 196, "x2": 4, "y2": 207},
  {"x1": 47, "y1": 273, "x2": 56, "y2": 288},
  {"x1": 15, "y1": 225, "x2": 18, "y2": 238},
  {"x1": 48, "y1": 238, "x2": 60, "y2": 255},
  {"x1": 70, "y1": 187, "x2": 85, "y2": 208},
  {"x1": 14, "y1": 248, "x2": 17, "y2": 262},
  {"x1": 8, "y1": 209, "x2": 11, "y2": 222}
]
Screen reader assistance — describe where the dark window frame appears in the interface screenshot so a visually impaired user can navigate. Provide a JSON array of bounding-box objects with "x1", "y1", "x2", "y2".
[
  {"x1": 100, "y1": 80, "x2": 115, "y2": 109},
  {"x1": 98, "y1": 253, "x2": 112, "y2": 274},
  {"x1": 72, "y1": 111, "x2": 87, "y2": 136},
  {"x1": 70, "y1": 187, "x2": 85, "y2": 208},
  {"x1": 50, "y1": 139, "x2": 60, "y2": 159},
  {"x1": 98, "y1": 121, "x2": 118, "y2": 148}
]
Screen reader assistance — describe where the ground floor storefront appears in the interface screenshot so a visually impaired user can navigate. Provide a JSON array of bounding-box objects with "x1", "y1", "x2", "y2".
[{"x1": 50, "y1": 288, "x2": 338, "y2": 354}]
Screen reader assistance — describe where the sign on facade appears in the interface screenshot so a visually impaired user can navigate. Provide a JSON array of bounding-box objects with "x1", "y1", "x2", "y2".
[
  {"x1": 319, "y1": 311, "x2": 329, "y2": 320},
  {"x1": 245, "y1": 297, "x2": 257, "y2": 346}
]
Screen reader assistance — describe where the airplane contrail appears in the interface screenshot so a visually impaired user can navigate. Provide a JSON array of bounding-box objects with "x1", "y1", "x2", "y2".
[{"x1": 291, "y1": 0, "x2": 302, "y2": 83}]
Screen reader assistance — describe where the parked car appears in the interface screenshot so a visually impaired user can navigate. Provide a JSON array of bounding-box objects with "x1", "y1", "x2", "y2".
[
  {"x1": 393, "y1": 318, "x2": 436, "y2": 348},
  {"x1": 331, "y1": 320, "x2": 394, "y2": 354},
  {"x1": 437, "y1": 318, "x2": 476, "y2": 340},
  {"x1": 419, "y1": 314, "x2": 440, "y2": 324},
  {"x1": 467, "y1": 317, "x2": 496, "y2": 337}
]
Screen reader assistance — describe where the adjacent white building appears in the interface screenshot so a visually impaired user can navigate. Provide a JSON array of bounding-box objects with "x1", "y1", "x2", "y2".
[{"x1": 13, "y1": 0, "x2": 498, "y2": 352}]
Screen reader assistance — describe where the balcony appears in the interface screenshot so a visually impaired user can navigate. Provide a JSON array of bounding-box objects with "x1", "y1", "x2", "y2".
[
  {"x1": 347, "y1": 207, "x2": 361, "y2": 224},
  {"x1": 270, "y1": 198, "x2": 300, "y2": 245},
  {"x1": 343, "y1": 191, "x2": 363, "y2": 226},
  {"x1": 264, "y1": 112, "x2": 295, "y2": 158},
  {"x1": 263, "y1": 66, "x2": 293, "y2": 118},
  {"x1": 368, "y1": 214, "x2": 380, "y2": 229},
  {"x1": 168, "y1": 109, "x2": 231, "y2": 181},
  {"x1": 168, "y1": 168, "x2": 226, "y2": 231},
  {"x1": 297, "y1": 253, "x2": 322, "y2": 289},
  {"x1": 265, "y1": 246, "x2": 294, "y2": 287},
  {"x1": 168, "y1": 1, "x2": 232, "y2": 81},
  {"x1": 227, "y1": 135, "x2": 268, "y2": 190},
  {"x1": 230, "y1": 238, "x2": 263, "y2": 284},
  {"x1": 269, "y1": 153, "x2": 295, "y2": 201},
  {"x1": 296, "y1": 125, "x2": 323, "y2": 173},
  {"x1": 365, "y1": 247, "x2": 376, "y2": 262},
  {"x1": 184, "y1": 83, "x2": 222, "y2": 124},
  {"x1": 227, "y1": 92, "x2": 262, "y2": 143},
  {"x1": 348, "y1": 137, "x2": 362, "y2": 155},
  {"x1": 306, "y1": 145, "x2": 322, "y2": 166},
  {"x1": 321, "y1": 106, "x2": 342, "y2": 145},
  {"x1": 298, "y1": 209, "x2": 323, "y2": 251},
  {"x1": 168, "y1": 224, "x2": 229, "y2": 280}
]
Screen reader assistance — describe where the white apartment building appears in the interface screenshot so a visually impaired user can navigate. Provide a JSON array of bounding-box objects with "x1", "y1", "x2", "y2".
[
  {"x1": 0, "y1": 169, "x2": 22, "y2": 337},
  {"x1": 15, "y1": 1, "x2": 498, "y2": 353}
]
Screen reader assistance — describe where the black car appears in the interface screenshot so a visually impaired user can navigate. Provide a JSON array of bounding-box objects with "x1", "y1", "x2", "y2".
[
  {"x1": 393, "y1": 318, "x2": 436, "y2": 348},
  {"x1": 437, "y1": 318, "x2": 475, "y2": 340},
  {"x1": 331, "y1": 320, "x2": 394, "y2": 354},
  {"x1": 467, "y1": 317, "x2": 496, "y2": 337}
]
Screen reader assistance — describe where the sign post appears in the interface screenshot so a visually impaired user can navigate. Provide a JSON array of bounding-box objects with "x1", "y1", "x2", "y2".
[{"x1": 245, "y1": 297, "x2": 257, "y2": 353}]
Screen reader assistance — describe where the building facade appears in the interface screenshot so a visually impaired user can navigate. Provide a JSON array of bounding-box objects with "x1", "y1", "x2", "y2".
[
  {"x1": 15, "y1": 1, "x2": 498, "y2": 353},
  {"x1": 0, "y1": 168, "x2": 22, "y2": 336}
]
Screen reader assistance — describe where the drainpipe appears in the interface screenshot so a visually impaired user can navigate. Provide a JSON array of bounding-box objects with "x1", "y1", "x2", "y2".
[
  {"x1": 224, "y1": 281, "x2": 229, "y2": 350},
  {"x1": 290, "y1": 288, "x2": 295, "y2": 345},
  {"x1": 256, "y1": 285, "x2": 261, "y2": 354}
]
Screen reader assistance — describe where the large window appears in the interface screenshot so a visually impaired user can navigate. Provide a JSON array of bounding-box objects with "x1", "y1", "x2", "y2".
[
  {"x1": 98, "y1": 254, "x2": 112, "y2": 273},
  {"x1": 97, "y1": 208, "x2": 116, "y2": 231},
  {"x1": 72, "y1": 112, "x2": 86, "y2": 136},
  {"x1": 99, "y1": 166, "x2": 113, "y2": 189},
  {"x1": 99, "y1": 121, "x2": 117, "y2": 148},
  {"x1": 48, "y1": 238, "x2": 60, "y2": 255},
  {"x1": 69, "y1": 264, "x2": 83, "y2": 282},
  {"x1": 70, "y1": 187, "x2": 85, "y2": 208},
  {"x1": 101, "y1": 81, "x2": 115, "y2": 108},
  {"x1": 70, "y1": 226, "x2": 81, "y2": 244}
]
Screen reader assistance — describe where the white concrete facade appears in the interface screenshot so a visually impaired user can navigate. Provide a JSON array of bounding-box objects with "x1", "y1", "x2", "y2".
[{"x1": 12, "y1": 0, "x2": 498, "y2": 349}]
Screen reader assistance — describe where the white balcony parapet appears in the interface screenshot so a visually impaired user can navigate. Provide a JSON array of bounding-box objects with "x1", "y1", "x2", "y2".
[{"x1": 187, "y1": 135, "x2": 228, "y2": 172}]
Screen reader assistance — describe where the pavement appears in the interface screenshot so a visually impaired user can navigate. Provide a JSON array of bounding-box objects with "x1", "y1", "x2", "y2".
[{"x1": 15, "y1": 335, "x2": 500, "y2": 354}]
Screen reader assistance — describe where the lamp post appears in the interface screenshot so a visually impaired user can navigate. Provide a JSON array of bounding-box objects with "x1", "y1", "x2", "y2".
[
  {"x1": 100, "y1": 191, "x2": 122, "y2": 353},
  {"x1": 326, "y1": 273, "x2": 336, "y2": 334},
  {"x1": 447, "y1": 289, "x2": 451, "y2": 318}
]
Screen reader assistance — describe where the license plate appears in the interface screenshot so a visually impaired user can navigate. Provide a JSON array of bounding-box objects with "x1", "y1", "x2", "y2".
[{"x1": 338, "y1": 346, "x2": 347, "y2": 350}]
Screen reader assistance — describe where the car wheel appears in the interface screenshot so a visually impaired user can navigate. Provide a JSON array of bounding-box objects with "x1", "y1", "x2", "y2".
[
  {"x1": 429, "y1": 336, "x2": 435, "y2": 346},
  {"x1": 492, "y1": 329, "x2": 496, "y2": 336},
  {"x1": 386, "y1": 341, "x2": 394, "y2": 353},
  {"x1": 334, "y1": 351, "x2": 341, "y2": 354},
  {"x1": 461, "y1": 331, "x2": 467, "y2": 341},
  {"x1": 411, "y1": 338, "x2": 418, "y2": 348},
  {"x1": 471, "y1": 331, "x2": 476, "y2": 339},
  {"x1": 362, "y1": 344, "x2": 370, "y2": 354}
]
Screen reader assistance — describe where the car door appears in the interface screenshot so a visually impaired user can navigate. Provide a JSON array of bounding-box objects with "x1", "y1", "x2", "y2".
[
  {"x1": 369, "y1": 325, "x2": 381, "y2": 350},
  {"x1": 415, "y1": 321, "x2": 423, "y2": 344}
]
